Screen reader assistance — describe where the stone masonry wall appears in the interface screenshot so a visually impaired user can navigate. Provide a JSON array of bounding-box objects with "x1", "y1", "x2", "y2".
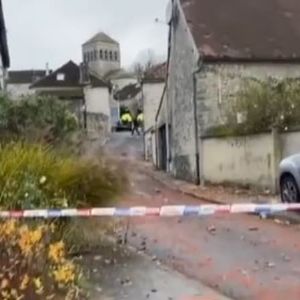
[
  {"x1": 167, "y1": 0, "x2": 199, "y2": 182},
  {"x1": 196, "y1": 63, "x2": 300, "y2": 135}
]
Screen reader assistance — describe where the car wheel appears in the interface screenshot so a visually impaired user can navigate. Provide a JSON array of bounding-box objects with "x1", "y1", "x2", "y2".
[{"x1": 280, "y1": 175, "x2": 300, "y2": 203}]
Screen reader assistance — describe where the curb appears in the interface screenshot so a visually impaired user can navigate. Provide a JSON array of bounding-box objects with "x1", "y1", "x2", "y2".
[{"x1": 142, "y1": 164, "x2": 300, "y2": 225}]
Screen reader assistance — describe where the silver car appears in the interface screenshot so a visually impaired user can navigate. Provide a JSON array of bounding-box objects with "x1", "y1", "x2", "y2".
[{"x1": 279, "y1": 154, "x2": 300, "y2": 203}]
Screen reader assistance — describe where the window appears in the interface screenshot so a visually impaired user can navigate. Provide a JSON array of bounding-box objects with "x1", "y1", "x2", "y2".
[
  {"x1": 114, "y1": 51, "x2": 118, "y2": 61},
  {"x1": 57, "y1": 73, "x2": 65, "y2": 81},
  {"x1": 94, "y1": 49, "x2": 97, "y2": 60},
  {"x1": 104, "y1": 50, "x2": 108, "y2": 60},
  {"x1": 84, "y1": 53, "x2": 88, "y2": 62},
  {"x1": 109, "y1": 51, "x2": 113, "y2": 61},
  {"x1": 99, "y1": 49, "x2": 103, "y2": 60}
]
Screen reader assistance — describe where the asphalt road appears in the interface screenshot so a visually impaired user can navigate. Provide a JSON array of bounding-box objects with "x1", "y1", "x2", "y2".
[{"x1": 104, "y1": 132, "x2": 300, "y2": 300}]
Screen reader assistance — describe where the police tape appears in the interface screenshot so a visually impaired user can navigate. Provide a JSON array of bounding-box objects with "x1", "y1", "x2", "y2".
[{"x1": 0, "y1": 203, "x2": 300, "y2": 218}]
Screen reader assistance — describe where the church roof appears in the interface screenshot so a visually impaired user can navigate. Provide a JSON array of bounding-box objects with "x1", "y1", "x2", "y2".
[{"x1": 83, "y1": 32, "x2": 119, "y2": 46}]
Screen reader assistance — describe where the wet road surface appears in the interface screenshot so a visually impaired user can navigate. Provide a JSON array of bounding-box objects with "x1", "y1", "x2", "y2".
[
  {"x1": 105, "y1": 132, "x2": 300, "y2": 300},
  {"x1": 87, "y1": 243, "x2": 231, "y2": 300}
]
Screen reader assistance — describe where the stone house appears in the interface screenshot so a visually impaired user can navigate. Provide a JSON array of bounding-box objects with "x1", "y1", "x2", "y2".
[
  {"x1": 142, "y1": 63, "x2": 166, "y2": 164},
  {"x1": 156, "y1": 0, "x2": 300, "y2": 184},
  {"x1": 31, "y1": 60, "x2": 111, "y2": 138},
  {"x1": 7, "y1": 70, "x2": 47, "y2": 99},
  {"x1": 30, "y1": 61, "x2": 85, "y2": 122},
  {"x1": 0, "y1": 0, "x2": 10, "y2": 90}
]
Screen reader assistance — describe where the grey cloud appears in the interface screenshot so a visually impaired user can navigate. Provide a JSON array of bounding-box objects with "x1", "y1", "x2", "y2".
[{"x1": 4, "y1": 0, "x2": 169, "y2": 69}]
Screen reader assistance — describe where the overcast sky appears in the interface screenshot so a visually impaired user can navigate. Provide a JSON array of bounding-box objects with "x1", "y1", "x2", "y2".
[{"x1": 4, "y1": 0, "x2": 169, "y2": 70}]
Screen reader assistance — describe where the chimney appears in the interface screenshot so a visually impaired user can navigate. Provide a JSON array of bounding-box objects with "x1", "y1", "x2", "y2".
[{"x1": 45, "y1": 62, "x2": 50, "y2": 76}]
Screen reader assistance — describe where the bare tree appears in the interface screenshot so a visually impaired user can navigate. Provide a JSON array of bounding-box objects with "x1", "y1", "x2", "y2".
[{"x1": 131, "y1": 49, "x2": 161, "y2": 81}]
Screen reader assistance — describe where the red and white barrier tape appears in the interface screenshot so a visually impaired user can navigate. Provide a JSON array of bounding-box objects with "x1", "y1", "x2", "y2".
[{"x1": 0, "y1": 203, "x2": 299, "y2": 218}]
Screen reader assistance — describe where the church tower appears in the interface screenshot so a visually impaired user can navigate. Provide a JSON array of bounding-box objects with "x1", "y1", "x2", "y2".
[{"x1": 82, "y1": 32, "x2": 121, "y2": 77}]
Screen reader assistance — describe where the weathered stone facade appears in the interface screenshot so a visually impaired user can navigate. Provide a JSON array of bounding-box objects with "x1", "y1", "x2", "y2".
[
  {"x1": 196, "y1": 63, "x2": 300, "y2": 135},
  {"x1": 86, "y1": 112, "x2": 109, "y2": 140},
  {"x1": 167, "y1": 0, "x2": 199, "y2": 182}
]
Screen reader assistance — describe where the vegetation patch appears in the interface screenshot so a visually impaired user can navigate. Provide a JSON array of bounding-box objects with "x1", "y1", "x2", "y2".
[
  {"x1": 0, "y1": 220, "x2": 86, "y2": 299},
  {"x1": 207, "y1": 77, "x2": 300, "y2": 136}
]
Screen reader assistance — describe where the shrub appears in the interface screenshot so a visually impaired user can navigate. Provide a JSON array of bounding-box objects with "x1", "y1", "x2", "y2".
[
  {"x1": 0, "y1": 220, "x2": 86, "y2": 300},
  {"x1": 0, "y1": 94, "x2": 79, "y2": 143},
  {"x1": 223, "y1": 77, "x2": 300, "y2": 135},
  {"x1": 0, "y1": 143, "x2": 127, "y2": 210}
]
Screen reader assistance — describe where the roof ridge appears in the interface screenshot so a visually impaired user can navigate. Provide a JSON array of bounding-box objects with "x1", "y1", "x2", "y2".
[{"x1": 83, "y1": 32, "x2": 119, "y2": 46}]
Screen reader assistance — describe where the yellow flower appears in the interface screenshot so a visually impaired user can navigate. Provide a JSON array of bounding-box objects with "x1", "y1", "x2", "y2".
[
  {"x1": 0, "y1": 278, "x2": 9, "y2": 289},
  {"x1": 53, "y1": 262, "x2": 76, "y2": 284},
  {"x1": 18, "y1": 226, "x2": 43, "y2": 256},
  {"x1": 0, "y1": 220, "x2": 16, "y2": 236},
  {"x1": 31, "y1": 227, "x2": 43, "y2": 244},
  {"x1": 48, "y1": 241, "x2": 65, "y2": 263},
  {"x1": 20, "y1": 274, "x2": 30, "y2": 291}
]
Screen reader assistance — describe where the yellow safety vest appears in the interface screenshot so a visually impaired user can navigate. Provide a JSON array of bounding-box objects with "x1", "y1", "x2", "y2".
[
  {"x1": 121, "y1": 113, "x2": 132, "y2": 123},
  {"x1": 137, "y1": 113, "x2": 144, "y2": 122}
]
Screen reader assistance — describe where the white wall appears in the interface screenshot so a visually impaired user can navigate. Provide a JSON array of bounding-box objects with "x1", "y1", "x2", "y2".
[
  {"x1": 84, "y1": 86, "x2": 110, "y2": 117},
  {"x1": 7, "y1": 83, "x2": 35, "y2": 100},
  {"x1": 202, "y1": 133, "x2": 276, "y2": 190},
  {"x1": 281, "y1": 131, "x2": 300, "y2": 159},
  {"x1": 143, "y1": 82, "x2": 165, "y2": 131}
]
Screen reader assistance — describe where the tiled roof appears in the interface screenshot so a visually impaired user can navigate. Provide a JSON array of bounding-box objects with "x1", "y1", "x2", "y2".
[
  {"x1": 89, "y1": 74, "x2": 110, "y2": 88},
  {"x1": 83, "y1": 32, "x2": 119, "y2": 46},
  {"x1": 143, "y1": 62, "x2": 167, "y2": 83},
  {"x1": 31, "y1": 61, "x2": 81, "y2": 88},
  {"x1": 180, "y1": 0, "x2": 300, "y2": 61},
  {"x1": 7, "y1": 70, "x2": 47, "y2": 84},
  {"x1": 114, "y1": 83, "x2": 141, "y2": 101},
  {"x1": 104, "y1": 68, "x2": 136, "y2": 80}
]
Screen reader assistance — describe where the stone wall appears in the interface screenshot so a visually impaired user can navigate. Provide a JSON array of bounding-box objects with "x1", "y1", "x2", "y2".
[
  {"x1": 86, "y1": 112, "x2": 109, "y2": 140},
  {"x1": 202, "y1": 130, "x2": 300, "y2": 192},
  {"x1": 196, "y1": 63, "x2": 300, "y2": 135},
  {"x1": 143, "y1": 82, "x2": 164, "y2": 132},
  {"x1": 202, "y1": 133, "x2": 276, "y2": 190},
  {"x1": 167, "y1": 0, "x2": 199, "y2": 182},
  {"x1": 7, "y1": 83, "x2": 35, "y2": 100}
]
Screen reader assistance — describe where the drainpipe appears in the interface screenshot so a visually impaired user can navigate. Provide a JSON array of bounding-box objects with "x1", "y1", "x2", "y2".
[{"x1": 192, "y1": 57, "x2": 203, "y2": 185}]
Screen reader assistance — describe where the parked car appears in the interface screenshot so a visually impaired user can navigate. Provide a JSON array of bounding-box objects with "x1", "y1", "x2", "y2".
[{"x1": 279, "y1": 154, "x2": 300, "y2": 203}]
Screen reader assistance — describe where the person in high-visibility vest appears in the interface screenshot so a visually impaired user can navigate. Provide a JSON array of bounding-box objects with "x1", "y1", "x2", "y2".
[
  {"x1": 121, "y1": 111, "x2": 133, "y2": 125},
  {"x1": 137, "y1": 111, "x2": 144, "y2": 124}
]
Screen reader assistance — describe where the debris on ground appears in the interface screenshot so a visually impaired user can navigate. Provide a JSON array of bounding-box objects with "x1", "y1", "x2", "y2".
[
  {"x1": 248, "y1": 226, "x2": 259, "y2": 231},
  {"x1": 207, "y1": 225, "x2": 216, "y2": 234},
  {"x1": 121, "y1": 278, "x2": 133, "y2": 286},
  {"x1": 266, "y1": 261, "x2": 276, "y2": 268}
]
